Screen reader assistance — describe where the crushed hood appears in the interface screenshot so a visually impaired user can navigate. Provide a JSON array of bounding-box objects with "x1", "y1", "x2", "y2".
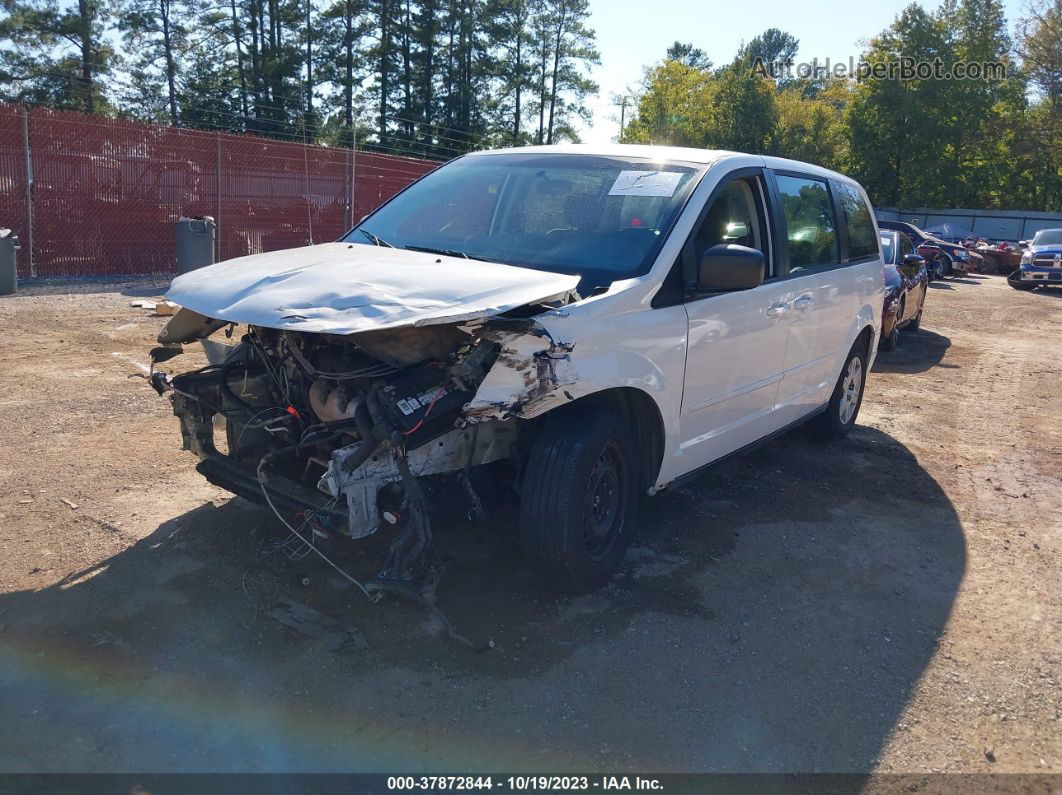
[{"x1": 165, "y1": 242, "x2": 580, "y2": 335}]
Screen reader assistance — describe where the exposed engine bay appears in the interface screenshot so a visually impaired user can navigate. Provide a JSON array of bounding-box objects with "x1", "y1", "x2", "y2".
[{"x1": 146, "y1": 299, "x2": 576, "y2": 630}]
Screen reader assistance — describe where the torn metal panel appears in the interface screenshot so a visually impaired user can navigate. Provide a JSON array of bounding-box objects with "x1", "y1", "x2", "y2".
[
  {"x1": 462, "y1": 321, "x2": 578, "y2": 421},
  {"x1": 163, "y1": 242, "x2": 580, "y2": 336},
  {"x1": 319, "y1": 422, "x2": 517, "y2": 538},
  {"x1": 157, "y1": 307, "x2": 228, "y2": 345}
]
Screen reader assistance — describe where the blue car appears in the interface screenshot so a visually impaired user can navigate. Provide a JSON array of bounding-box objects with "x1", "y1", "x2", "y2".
[{"x1": 1010, "y1": 228, "x2": 1062, "y2": 290}]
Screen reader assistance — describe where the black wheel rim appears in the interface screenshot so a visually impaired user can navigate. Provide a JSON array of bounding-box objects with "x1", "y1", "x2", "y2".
[{"x1": 583, "y1": 442, "x2": 627, "y2": 561}]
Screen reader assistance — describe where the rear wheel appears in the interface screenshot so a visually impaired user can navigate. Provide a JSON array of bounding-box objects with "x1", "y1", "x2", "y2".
[
  {"x1": 807, "y1": 342, "x2": 867, "y2": 441},
  {"x1": 520, "y1": 406, "x2": 638, "y2": 593}
]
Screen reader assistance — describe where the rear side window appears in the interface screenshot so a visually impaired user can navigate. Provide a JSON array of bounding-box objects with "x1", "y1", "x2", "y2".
[
  {"x1": 837, "y1": 182, "x2": 878, "y2": 260},
  {"x1": 775, "y1": 174, "x2": 837, "y2": 271}
]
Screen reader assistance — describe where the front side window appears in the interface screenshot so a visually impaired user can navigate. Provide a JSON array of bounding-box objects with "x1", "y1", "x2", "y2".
[
  {"x1": 775, "y1": 174, "x2": 838, "y2": 272},
  {"x1": 685, "y1": 177, "x2": 770, "y2": 282},
  {"x1": 837, "y1": 182, "x2": 878, "y2": 261},
  {"x1": 344, "y1": 153, "x2": 705, "y2": 287}
]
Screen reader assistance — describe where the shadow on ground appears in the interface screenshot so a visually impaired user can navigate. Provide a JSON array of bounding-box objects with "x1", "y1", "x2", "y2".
[
  {"x1": 0, "y1": 426, "x2": 965, "y2": 773},
  {"x1": 1027, "y1": 286, "x2": 1062, "y2": 298},
  {"x1": 3, "y1": 278, "x2": 170, "y2": 298},
  {"x1": 873, "y1": 328, "x2": 951, "y2": 374}
]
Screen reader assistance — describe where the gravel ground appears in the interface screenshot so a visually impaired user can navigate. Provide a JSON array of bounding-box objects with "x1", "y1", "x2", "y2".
[{"x1": 0, "y1": 273, "x2": 1058, "y2": 775}]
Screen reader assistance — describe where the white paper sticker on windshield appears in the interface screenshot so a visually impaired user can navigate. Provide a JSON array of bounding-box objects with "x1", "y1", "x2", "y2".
[{"x1": 608, "y1": 170, "x2": 683, "y2": 197}]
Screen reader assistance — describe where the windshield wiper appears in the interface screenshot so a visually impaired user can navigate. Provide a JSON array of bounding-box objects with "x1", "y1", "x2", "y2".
[
  {"x1": 403, "y1": 244, "x2": 492, "y2": 262},
  {"x1": 401, "y1": 243, "x2": 492, "y2": 262},
  {"x1": 359, "y1": 228, "x2": 394, "y2": 247}
]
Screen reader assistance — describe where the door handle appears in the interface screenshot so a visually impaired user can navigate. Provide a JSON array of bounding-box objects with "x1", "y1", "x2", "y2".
[
  {"x1": 793, "y1": 294, "x2": 815, "y2": 311},
  {"x1": 766, "y1": 301, "x2": 790, "y2": 318}
]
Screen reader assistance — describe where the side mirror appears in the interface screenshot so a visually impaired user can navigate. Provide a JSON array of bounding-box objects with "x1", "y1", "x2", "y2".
[
  {"x1": 697, "y1": 244, "x2": 765, "y2": 291},
  {"x1": 902, "y1": 253, "x2": 925, "y2": 267}
]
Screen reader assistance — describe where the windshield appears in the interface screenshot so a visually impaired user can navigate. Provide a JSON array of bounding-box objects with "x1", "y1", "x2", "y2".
[
  {"x1": 1033, "y1": 229, "x2": 1062, "y2": 246},
  {"x1": 343, "y1": 153, "x2": 705, "y2": 286}
]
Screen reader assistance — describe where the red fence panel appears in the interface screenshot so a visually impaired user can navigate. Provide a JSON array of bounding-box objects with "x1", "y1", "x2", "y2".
[
  {"x1": 27, "y1": 108, "x2": 217, "y2": 277},
  {"x1": 353, "y1": 151, "x2": 439, "y2": 223},
  {"x1": 0, "y1": 106, "x2": 30, "y2": 276},
  {"x1": 218, "y1": 131, "x2": 350, "y2": 261},
  {"x1": 0, "y1": 104, "x2": 440, "y2": 278}
]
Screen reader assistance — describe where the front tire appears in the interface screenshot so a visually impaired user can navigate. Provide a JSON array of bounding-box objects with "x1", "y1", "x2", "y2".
[
  {"x1": 879, "y1": 322, "x2": 899, "y2": 351},
  {"x1": 520, "y1": 406, "x2": 638, "y2": 593},
  {"x1": 908, "y1": 306, "x2": 923, "y2": 331},
  {"x1": 1008, "y1": 271, "x2": 1036, "y2": 291},
  {"x1": 807, "y1": 342, "x2": 867, "y2": 441}
]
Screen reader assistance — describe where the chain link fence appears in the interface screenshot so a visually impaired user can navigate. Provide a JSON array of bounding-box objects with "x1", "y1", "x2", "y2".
[{"x1": 0, "y1": 105, "x2": 440, "y2": 279}]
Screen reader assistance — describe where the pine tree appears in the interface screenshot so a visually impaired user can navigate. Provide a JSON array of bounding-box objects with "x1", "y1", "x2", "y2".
[
  {"x1": 0, "y1": 0, "x2": 116, "y2": 112},
  {"x1": 117, "y1": 0, "x2": 190, "y2": 125}
]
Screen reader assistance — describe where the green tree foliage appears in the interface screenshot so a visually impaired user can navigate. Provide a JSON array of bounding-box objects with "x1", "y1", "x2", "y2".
[
  {"x1": 739, "y1": 27, "x2": 798, "y2": 72},
  {"x1": 665, "y1": 41, "x2": 711, "y2": 71},
  {"x1": 846, "y1": 4, "x2": 955, "y2": 206},
  {"x1": 1015, "y1": 0, "x2": 1062, "y2": 209},
  {"x1": 774, "y1": 78, "x2": 850, "y2": 171},
  {"x1": 626, "y1": 9, "x2": 1058, "y2": 212},
  {"x1": 623, "y1": 58, "x2": 776, "y2": 153},
  {"x1": 0, "y1": 0, "x2": 598, "y2": 157},
  {"x1": 117, "y1": 0, "x2": 190, "y2": 125},
  {"x1": 0, "y1": 0, "x2": 115, "y2": 112}
]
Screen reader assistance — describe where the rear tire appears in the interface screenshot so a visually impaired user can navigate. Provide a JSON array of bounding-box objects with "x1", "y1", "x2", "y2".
[
  {"x1": 807, "y1": 342, "x2": 867, "y2": 441},
  {"x1": 520, "y1": 406, "x2": 638, "y2": 593}
]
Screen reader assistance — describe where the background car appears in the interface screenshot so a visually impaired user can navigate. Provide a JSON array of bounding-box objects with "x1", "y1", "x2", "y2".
[
  {"x1": 1009, "y1": 227, "x2": 1062, "y2": 291},
  {"x1": 878, "y1": 229, "x2": 929, "y2": 351},
  {"x1": 878, "y1": 219, "x2": 982, "y2": 277}
]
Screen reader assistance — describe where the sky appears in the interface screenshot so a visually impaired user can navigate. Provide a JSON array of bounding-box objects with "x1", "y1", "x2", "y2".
[{"x1": 575, "y1": 0, "x2": 1027, "y2": 144}]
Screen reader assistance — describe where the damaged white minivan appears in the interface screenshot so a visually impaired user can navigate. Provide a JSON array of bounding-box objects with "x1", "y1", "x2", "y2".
[{"x1": 150, "y1": 144, "x2": 883, "y2": 595}]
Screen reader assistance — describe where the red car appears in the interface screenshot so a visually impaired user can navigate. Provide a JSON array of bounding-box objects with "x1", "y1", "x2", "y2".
[
  {"x1": 878, "y1": 220, "x2": 981, "y2": 278},
  {"x1": 878, "y1": 230, "x2": 929, "y2": 351}
]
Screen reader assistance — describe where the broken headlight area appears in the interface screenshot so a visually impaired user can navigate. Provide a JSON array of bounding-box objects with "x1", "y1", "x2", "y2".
[{"x1": 150, "y1": 317, "x2": 516, "y2": 604}]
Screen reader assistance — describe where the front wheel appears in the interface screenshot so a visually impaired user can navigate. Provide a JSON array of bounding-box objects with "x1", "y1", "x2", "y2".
[
  {"x1": 878, "y1": 321, "x2": 899, "y2": 351},
  {"x1": 520, "y1": 406, "x2": 638, "y2": 593},
  {"x1": 1008, "y1": 271, "x2": 1036, "y2": 291},
  {"x1": 908, "y1": 306, "x2": 923, "y2": 331},
  {"x1": 807, "y1": 343, "x2": 867, "y2": 441}
]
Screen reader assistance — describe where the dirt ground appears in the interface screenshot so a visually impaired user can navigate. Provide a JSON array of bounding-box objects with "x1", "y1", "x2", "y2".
[{"x1": 0, "y1": 273, "x2": 1058, "y2": 775}]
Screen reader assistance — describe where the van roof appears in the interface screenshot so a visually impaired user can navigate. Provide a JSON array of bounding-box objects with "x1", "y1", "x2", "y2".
[{"x1": 465, "y1": 143, "x2": 860, "y2": 188}]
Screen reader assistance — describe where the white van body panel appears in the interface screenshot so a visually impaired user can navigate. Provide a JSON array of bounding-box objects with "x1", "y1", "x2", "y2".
[{"x1": 465, "y1": 149, "x2": 883, "y2": 490}]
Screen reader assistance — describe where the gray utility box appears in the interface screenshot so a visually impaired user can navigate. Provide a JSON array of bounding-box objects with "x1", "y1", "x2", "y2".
[
  {"x1": 175, "y1": 216, "x2": 216, "y2": 274},
  {"x1": 0, "y1": 229, "x2": 19, "y2": 295}
]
